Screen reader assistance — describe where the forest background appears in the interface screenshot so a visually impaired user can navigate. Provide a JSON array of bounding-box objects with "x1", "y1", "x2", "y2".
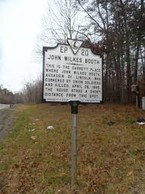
[{"x1": 0, "y1": 0, "x2": 145, "y2": 104}]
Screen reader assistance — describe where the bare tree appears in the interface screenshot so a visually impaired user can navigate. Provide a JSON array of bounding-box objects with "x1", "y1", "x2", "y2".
[
  {"x1": 21, "y1": 76, "x2": 42, "y2": 104},
  {"x1": 38, "y1": 0, "x2": 88, "y2": 48}
]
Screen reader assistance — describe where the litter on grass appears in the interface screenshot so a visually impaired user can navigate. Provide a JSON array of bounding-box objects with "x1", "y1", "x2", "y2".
[
  {"x1": 136, "y1": 117, "x2": 145, "y2": 125},
  {"x1": 30, "y1": 136, "x2": 37, "y2": 140},
  {"x1": 47, "y1": 126, "x2": 54, "y2": 131}
]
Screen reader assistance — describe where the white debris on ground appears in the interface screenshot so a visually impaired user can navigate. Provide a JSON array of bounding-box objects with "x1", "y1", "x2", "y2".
[
  {"x1": 28, "y1": 128, "x2": 35, "y2": 132},
  {"x1": 47, "y1": 126, "x2": 54, "y2": 131},
  {"x1": 136, "y1": 117, "x2": 145, "y2": 125},
  {"x1": 136, "y1": 122, "x2": 145, "y2": 125},
  {"x1": 30, "y1": 136, "x2": 37, "y2": 140}
]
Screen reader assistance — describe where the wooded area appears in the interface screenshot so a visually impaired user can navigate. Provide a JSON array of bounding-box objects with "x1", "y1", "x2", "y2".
[
  {"x1": 0, "y1": 77, "x2": 42, "y2": 104},
  {"x1": 0, "y1": 85, "x2": 22, "y2": 104},
  {"x1": 76, "y1": 0, "x2": 145, "y2": 103}
]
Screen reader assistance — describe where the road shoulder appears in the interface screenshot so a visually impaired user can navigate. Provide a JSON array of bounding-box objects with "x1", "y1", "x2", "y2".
[{"x1": 0, "y1": 107, "x2": 16, "y2": 143}]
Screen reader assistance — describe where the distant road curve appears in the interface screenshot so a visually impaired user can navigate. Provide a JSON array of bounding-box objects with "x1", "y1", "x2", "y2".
[{"x1": 0, "y1": 104, "x2": 10, "y2": 110}]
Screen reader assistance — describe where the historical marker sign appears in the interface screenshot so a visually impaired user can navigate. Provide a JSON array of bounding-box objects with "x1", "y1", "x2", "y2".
[{"x1": 43, "y1": 39, "x2": 102, "y2": 103}]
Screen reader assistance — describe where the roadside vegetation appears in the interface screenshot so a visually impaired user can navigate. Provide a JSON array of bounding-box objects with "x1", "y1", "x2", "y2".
[{"x1": 1, "y1": 103, "x2": 145, "y2": 193}]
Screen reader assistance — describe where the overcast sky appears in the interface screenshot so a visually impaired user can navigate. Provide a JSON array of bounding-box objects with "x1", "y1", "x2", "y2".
[{"x1": 0, "y1": 0, "x2": 48, "y2": 92}]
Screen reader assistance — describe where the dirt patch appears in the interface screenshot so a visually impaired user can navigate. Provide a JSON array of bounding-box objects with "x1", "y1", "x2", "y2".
[{"x1": 0, "y1": 107, "x2": 16, "y2": 143}]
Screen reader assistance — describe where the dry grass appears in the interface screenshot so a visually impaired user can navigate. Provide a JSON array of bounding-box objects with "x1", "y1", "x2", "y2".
[{"x1": 1, "y1": 103, "x2": 145, "y2": 193}]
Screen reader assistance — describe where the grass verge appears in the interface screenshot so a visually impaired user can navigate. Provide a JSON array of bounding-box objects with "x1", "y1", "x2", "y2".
[{"x1": 0, "y1": 103, "x2": 145, "y2": 193}]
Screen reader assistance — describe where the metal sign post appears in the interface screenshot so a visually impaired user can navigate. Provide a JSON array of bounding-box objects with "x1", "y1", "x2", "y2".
[{"x1": 70, "y1": 101, "x2": 79, "y2": 187}]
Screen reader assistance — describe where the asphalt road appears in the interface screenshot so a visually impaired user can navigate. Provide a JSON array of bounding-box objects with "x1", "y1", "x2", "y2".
[{"x1": 0, "y1": 105, "x2": 16, "y2": 143}]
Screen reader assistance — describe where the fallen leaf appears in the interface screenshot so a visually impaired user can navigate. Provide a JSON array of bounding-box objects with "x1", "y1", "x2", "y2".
[{"x1": 127, "y1": 171, "x2": 133, "y2": 177}]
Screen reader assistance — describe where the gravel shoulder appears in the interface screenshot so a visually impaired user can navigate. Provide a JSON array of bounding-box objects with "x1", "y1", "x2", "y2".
[{"x1": 0, "y1": 107, "x2": 16, "y2": 143}]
